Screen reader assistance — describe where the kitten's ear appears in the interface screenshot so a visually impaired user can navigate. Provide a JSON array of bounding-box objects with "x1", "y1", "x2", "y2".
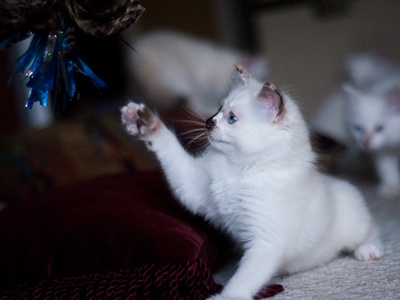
[
  {"x1": 342, "y1": 84, "x2": 363, "y2": 103},
  {"x1": 385, "y1": 87, "x2": 400, "y2": 113},
  {"x1": 234, "y1": 63, "x2": 251, "y2": 85},
  {"x1": 257, "y1": 82, "x2": 285, "y2": 121},
  {"x1": 237, "y1": 55, "x2": 269, "y2": 81}
]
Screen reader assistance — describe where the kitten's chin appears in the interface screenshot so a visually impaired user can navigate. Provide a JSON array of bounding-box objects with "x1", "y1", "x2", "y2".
[
  {"x1": 358, "y1": 142, "x2": 381, "y2": 152},
  {"x1": 208, "y1": 137, "x2": 231, "y2": 152},
  {"x1": 210, "y1": 140, "x2": 229, "y2": 151},
  {"x1": 213, "y1": 139, "x2": 229, "y2": 145},
  {"x1": 207, "y1": 133, "x2": 229, "y2": 145}
]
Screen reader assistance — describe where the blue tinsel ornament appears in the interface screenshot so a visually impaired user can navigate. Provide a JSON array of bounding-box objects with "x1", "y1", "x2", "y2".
[
  {"x1": 10, "y1": 29, "x2": 108, "y2": 111},
  {"x1": 1, "y1": 0, "x2": 145, "y2": 111}
]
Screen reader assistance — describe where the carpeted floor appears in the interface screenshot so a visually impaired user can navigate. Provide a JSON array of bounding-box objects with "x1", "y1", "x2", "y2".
[{"x1": 270, "y1": 181, "x2": 400, "y2": 300}]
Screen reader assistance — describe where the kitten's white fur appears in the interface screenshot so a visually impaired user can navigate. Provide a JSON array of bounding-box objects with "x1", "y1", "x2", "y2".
[
  {"x1": 343, "y1": 52, "x2": 393, "y2": 88},
  {"x1": 312, "y1": 53, "x2": 400, "y2": 196},
  {"x1": 121, "y1": 66, "x2": 383, "y2": 300},
  {"x1": 127, "y1": 30, "x2": 268, "y2": 116}
]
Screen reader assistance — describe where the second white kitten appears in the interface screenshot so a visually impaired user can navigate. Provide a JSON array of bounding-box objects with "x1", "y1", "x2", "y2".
[
  {"x1": 127, "y1": 30, "x2": 268, "y2": 116},
  {"x1": 312, "y1": 53, "x2": 400, "y2": 196}
]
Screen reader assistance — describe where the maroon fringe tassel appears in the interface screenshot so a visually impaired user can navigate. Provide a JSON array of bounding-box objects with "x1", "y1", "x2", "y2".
[
  {"x1": 0, "y1": 259, "x2": 220, "y2": 300},
  {"x1": 255, "y1": 284, "x2": 284, "y2": 299},
  {"x1": 0, "y1": 259, "x2": 284, "y2": 299}
]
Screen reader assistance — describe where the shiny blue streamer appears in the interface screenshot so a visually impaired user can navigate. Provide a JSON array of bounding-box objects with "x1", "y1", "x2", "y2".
[
  {"x1": 7, "y1": 34, "x2": 45, "y2": 86},
  {"x1": 17, "y1": 34, "x2": 45, "y2": 75},
  {"x1": 73, "y1": 51, "x2": 108, "y2": 89},
  {"x1": 27, "y1": 40, "x2": 57, "y2": 90},
  {"x1": 8, "y1": 29, "x2": 109, "y2": 110},
  {"x1": 23, "y1": 36, "x2": 50, "y2": 108},
  {"x1": 26, "y1": 87, "x2": 48, "y2": 108},
  {"x1": 24, "y1": 42, "x2": 46, "y2": 81},
  {"x1": 60, "y1": 33, "x2": 76, "y2": 99},
  {"x1": 67, "y1": 56, "x2": 76, "y2": 97},
  {"x1": 63, "y1": 55, "x2": 76, "y2": 111},
  {"x1": 25, "y1": 33, "x2": 60, "y2": 108},
  {"x1": 1, "y1": 31, "x2": 32, "y2": 50}
]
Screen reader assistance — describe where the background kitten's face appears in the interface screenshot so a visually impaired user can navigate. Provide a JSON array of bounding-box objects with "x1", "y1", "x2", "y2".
[
  {"x1": 345, "y1": 53, "x2": 390, "y2": 88},
  {"x1": 349, "y1": 97, "x2": 388, "y2": 151},
  {"x1": 345, "y1": 85, "x2": 400, "y2": 151}
]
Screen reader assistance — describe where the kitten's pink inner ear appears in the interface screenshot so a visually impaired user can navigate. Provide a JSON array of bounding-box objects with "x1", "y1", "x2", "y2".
[{"x1": 258, "y1": 82, "x2": 285, "y2": 119}]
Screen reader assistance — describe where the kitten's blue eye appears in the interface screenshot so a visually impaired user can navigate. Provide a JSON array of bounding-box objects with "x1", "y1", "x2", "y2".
[
  {"x1": 228, "y1": 113, "x2": 238, "y2": 124},
  {"x1": 375, "y1": 125, "x2": 384, "y2": 133},
  {"x1": 354, "y1": 125, "x2": 364, "y2": 134}
]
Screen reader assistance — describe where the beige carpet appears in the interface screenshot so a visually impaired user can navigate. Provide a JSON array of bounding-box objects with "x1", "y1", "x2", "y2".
[{"x1": 270, "y1": 181, "x2": 400, "y2": 300}]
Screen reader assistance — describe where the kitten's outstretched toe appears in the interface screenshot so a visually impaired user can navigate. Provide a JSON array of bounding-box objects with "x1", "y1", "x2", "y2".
[{"x1": 355, "y1": 243, "x2": 383, "y2": 261}]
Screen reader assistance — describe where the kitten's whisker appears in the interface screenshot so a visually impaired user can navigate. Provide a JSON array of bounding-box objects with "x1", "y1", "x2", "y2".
[
  {"x1": 179, "y1": 128, "x2": 206, "y2": 138},
  {"x1": 202, "y1": 145, "x2": 214, "y2": 157},
  {"x1": 174, "y1": 119, "x2": 205, "y2": 127},
  {"x1": 181, "y1": 105, "x2": 207, "y2": 121},
  {"x1": 184, "y1": 131, "x2": 206, "y2": 142},
  {"x1": 186, "y1": 131, "x2": 212, "y2": 153},
  {"x1": 184, "y1": 132, "x2": 208, "y2": 151},
  {"x1": 200, "y1": 138, "x2": 216, "y2": 157}
]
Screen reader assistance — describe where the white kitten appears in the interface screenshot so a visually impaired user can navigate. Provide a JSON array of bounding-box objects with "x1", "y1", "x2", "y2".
[
  {"x1": 127, "y1": 30, "x2": 268, "y2": 116},
  {"x1": 312, "y1": 54, "x2": 400, "y2": 196},
  {"x1": 343, "y1": 52, "x2": 393, "y2": 88},
  {"x1": 121, "y1": 65, "x2": 383, "y2": 300}
]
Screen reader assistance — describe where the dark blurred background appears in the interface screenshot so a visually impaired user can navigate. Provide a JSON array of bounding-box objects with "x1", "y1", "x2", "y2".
[
  {"x1": 1, "y1": 0, "x2": 400, "y2": 134},
  {"x1": 0, "y1": 0, "x2": 399, "y2": 201}
]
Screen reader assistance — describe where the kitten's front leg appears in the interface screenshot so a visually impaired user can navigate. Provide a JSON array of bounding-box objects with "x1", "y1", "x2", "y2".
[
  {"x1": 374, "y1": 153, "x2": 400, "y2": 197},
  {"x1": 208, "y1": 240, "x2": 282, "y2": 300},
  {"x1": 121, "y1": 102, "x2": 210, "y2": 215}
]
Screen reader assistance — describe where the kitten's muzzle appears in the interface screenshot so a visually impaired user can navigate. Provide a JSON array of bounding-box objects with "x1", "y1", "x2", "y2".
[
  {"x1": 205, "y1": 117, "x2": 216, "y2": 130},
  {"x1": 206, "y1": 107, "x2": 222, "y2": 130}
]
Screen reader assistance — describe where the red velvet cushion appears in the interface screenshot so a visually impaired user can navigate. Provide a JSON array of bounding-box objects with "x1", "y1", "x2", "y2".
[{"x1": 0, "y1": 171, "x2": 221, "y2": 288}]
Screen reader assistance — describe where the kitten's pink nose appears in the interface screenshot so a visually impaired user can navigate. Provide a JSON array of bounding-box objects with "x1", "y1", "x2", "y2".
[{"x1": 362, "y1": 134, "x2": 373, "y2": 149}]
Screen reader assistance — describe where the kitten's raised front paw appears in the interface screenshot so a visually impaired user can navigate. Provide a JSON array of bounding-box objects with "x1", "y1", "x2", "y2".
[
  {"x1": 121, "y1": 102, "x2": 160, "y2": 138},
  {"x1": 355, "y1": 243, "x2": 383, "y2": 261}
]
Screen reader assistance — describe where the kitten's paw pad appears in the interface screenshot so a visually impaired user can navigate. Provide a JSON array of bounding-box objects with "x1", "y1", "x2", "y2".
[
  {"x1": 355, "y1": 243, "x2": 383, "y2": 261},
  {"x1": 121, "y1": 102, "x2": 160, "y2": 137},
  {"x1": 121, "y1": 102, "x2": 144, "y2": 135},
  {"x1": 378, "y1": 184, "x2": 400, "y2": 198}
]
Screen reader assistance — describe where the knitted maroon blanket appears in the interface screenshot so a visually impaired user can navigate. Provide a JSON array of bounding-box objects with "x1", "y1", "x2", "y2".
[{"x1": 0, "y1": 171, "x2": 283, "y2": 299}]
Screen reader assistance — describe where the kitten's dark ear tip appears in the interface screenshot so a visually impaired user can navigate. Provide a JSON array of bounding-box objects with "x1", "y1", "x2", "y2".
[
  {"x1": 266, "y1": 82, "x2": 282, "y2": 97},
  {"x1": 235, "y1": 63, "x2": 250, "y2": 84},
  {"x1": 235, "y1": 63, "x2": 244, "y2": 73}
]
